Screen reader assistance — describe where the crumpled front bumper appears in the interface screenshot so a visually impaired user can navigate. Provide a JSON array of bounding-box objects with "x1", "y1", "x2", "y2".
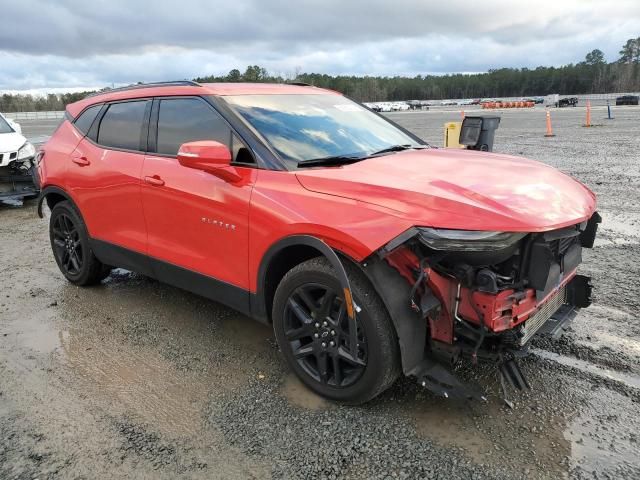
[{"x1": 0, "y1": 157, "x2": 40, "y2": 202}]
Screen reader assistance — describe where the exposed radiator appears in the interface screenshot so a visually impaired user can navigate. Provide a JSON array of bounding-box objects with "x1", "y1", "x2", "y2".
[{"x1": 519, "y1": 286, "x2": 567, "y2": 345}]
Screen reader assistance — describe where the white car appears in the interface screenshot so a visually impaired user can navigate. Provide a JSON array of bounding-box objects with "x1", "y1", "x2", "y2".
[
  {"x1": 0, "y1": 112, "x2": 38, "y2": 202},
  {"x1": 0, "y1": 113, "x2": 35, "y2": 167}
]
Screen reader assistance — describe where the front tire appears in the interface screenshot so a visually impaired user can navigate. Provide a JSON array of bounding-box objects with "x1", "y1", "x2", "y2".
[
  {"x1": 49, "y1": 201, "x2": 111, "y2": 285},
  {"x1": 272, "y1": 257, "x2": 400, "y2": 404}
]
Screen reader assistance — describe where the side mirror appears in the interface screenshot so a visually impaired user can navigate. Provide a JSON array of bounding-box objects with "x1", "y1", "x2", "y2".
[{"x1": 177, "y1": 141, "x2": 241, "y2": 182}]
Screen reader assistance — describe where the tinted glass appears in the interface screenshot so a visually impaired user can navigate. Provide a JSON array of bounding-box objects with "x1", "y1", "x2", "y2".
[
  {"x1": 231, "y1": 133, "x2": 255, "y2": 164},
  {"x1": 98, "y1": 101, "x2": 148, "y2": 150},
  {"x1": 74, "y1": 104, "x2": 101, "y2": 135},
  {"x1": 223, "y1": 94, "x2": 420, "y2": 166},
  {"x1": 156, "y1": 98, "x2": 230, "y2": 156}
]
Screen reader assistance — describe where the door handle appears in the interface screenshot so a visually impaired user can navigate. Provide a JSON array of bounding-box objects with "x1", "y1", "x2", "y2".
[
  {"x1": 71, "y1": 156, "x2": 90, "y2": 166},
  {"x1": 144, "y1": 175, "x2": 165, "y2": 186}
]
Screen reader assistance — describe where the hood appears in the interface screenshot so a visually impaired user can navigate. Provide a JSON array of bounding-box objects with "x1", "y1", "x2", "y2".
[
  {"x1": 0, "y1": 131, "x2": 27, "y2": 154},
  {"x1": 295, "y1": 148, "x2": 596, "y2": 232}
]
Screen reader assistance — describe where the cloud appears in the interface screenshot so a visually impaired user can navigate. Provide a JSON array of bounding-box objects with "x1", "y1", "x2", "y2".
[{"x1": 1, "y1": 0, "x2": 639, "y2": 90}]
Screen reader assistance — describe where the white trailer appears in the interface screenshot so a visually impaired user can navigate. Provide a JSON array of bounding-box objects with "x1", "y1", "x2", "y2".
[{"x1": 545, "y1": 94, "x2": 559, "y2": 107}]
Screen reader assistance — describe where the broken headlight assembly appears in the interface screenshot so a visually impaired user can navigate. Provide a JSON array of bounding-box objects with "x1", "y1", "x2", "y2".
[
  {"x1": 417, "y1": 228, "x2": 526, "y2": 251},
  {"x1": 17, "y1": 141, "x2": 36, "y2": 161}
]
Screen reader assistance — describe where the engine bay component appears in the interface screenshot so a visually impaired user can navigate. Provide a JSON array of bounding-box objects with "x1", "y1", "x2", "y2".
[{"x1": 377, "y1": 213, "x2": 600, "y2": 404}]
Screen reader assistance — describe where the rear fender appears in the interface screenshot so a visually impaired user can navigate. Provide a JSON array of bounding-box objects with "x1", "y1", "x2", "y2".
[{"x1": 37, "y1": 185, "x2": 75, "y2": 218}]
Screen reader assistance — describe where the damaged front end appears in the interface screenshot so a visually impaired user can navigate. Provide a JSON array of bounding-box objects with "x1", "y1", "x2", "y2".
[
  {"x1": 364, "y1": 212, "x2": 601, "y2": 404},
  {"x1": 0, "y1": 149, "x2": 40, "y2": 205}
]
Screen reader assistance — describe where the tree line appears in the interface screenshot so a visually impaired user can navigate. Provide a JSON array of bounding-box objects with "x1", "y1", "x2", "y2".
[
  {"x1": 1, "y1": 37, "x2": 639, "y2": 112},
  {"x1": 0, "y1": 91, "x2": 95, "y2": 114}
]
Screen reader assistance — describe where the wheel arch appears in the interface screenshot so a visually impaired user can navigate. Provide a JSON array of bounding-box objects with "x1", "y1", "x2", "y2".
[
  {"x1": 37, "y1": 185, "x2": 76, "y2": 218},
  {"x1": 252, "y1": 235, "x2": 357, "y2": 324},
  {"x1": 254, "y1": 235, "x2": 427, "y2": 375}
]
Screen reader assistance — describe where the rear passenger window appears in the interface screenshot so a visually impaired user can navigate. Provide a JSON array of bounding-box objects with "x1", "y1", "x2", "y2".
[
  {"x1": 98, "y1": 101, "x2": 148, "y2": 151},
  {"x1": 156, "y1": 98, "x2": 231, "y2": 156},
  {"x1": 73, "y1": 104, "x2": 101, "y2": 135}
]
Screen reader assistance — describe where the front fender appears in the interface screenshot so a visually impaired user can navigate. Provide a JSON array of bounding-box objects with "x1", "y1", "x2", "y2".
[{"x1": 359, "y1": 255, "x2": 427, "y2": 375}]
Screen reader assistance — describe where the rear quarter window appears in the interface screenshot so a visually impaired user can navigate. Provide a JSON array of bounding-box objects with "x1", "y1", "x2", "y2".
[
  {"x1": 98, "y1": 101, "x2": 149, "y2": 151},
  {"x1": 73, "y1": 104, "x2": 102, "y2": 135}
]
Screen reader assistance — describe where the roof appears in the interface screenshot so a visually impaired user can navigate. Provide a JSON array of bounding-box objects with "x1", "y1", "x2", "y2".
[{"x1": 66, "y1": 82, "x2": 339, "y2": 118}]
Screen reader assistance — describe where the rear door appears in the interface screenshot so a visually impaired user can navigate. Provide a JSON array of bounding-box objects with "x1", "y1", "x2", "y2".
[
  {"x1": 141, "y1": 96, "x2": 256, "y2": 297},
  {"x1": 68, "y1": 99, "x2": 151, "y2": 255}
]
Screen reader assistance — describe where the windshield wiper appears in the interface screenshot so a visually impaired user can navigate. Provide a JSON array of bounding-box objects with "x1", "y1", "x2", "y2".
[
  {"x1": 367, "y1": 144, "x2": 428, "y2": 157},
  {"x1": 297, "y1": 155, "x2": 365, "y2": 168},
  {"x1": 297, "y1": 144, "x2": 429, "y2": 168}
]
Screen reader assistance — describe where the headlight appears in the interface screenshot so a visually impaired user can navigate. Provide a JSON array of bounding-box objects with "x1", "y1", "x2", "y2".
[
  {"x1": 17, "y1": 142, "x2": 36, "y2": 160},
  {"x1": 417, "y1": 228, "x2": 526, "y2": 251}
]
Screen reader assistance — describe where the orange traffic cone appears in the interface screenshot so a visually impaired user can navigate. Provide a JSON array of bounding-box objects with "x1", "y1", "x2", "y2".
[
  {"x1": 461, "y1": 110, "x2": 465, "y2": 120},
  {"x1": 584, "y1": 100, "x2": 591, "y2": 127},
  {"x1": 545, "y1": 110, "x2": 555, "y2": 137}
]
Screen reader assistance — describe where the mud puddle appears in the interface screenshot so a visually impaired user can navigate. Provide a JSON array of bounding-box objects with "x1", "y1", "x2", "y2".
[
  {"x1": 564, "y1": 387, "x2": 640, "y2": 476},
  {"x1": 405, "y1": 385, "x2": 572, "y2": 477}
]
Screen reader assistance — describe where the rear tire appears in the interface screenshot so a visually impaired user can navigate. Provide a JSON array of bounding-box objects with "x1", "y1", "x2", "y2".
[
  {"x1": 49, "y1": 201, "x2": 111, "y2": 286},
  {"x1": 272, "y1": 257, "x2": 400, "y2": 404}
]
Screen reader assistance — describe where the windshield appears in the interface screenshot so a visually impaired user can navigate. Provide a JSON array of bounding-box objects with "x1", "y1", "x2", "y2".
[
  {"x1": 223, "y1": 94, "x2": 422, "y2": 166},
  {"x1": 0, "y1": 114, "x2": 14, "y2": 134}
]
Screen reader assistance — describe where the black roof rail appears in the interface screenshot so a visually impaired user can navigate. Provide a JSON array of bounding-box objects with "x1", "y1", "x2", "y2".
[
  {"x1": 286, "y1": 82, "x2": 312, "y2": 86},
  {"x1": 85, "y1": 80, "x2": 201, "y2": 98}
]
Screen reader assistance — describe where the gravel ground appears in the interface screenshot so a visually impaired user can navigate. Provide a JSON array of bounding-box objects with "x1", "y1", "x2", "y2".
[{"x1": 1, "y1": 106, "x2": 639, "y2": 479}]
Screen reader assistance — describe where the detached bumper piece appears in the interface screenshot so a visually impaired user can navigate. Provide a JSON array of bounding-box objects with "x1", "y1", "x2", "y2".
[
  {"x1": 0, "y1": 166, "x2": 39, "y2": 204},
  {"x1": 498, "y1": 354, "x2": 530, "y2": 409},
  {"x1": 411, "y1": 358, "x2": 486, "y2": 402}
]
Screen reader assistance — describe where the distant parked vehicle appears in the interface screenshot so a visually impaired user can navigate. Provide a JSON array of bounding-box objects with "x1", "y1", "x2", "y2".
[
  {"x1": 406, "y1": 100, "x2": 430, "y2": 110},
  {"x1": 616, "y1": 95, "x2": 639, "y2": 106},
  {"x1": 557, "y1": 97, "x2": 578, "y2": 108}
]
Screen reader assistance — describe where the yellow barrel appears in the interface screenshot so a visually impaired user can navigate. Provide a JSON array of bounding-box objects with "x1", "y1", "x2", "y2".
[{"x1": 444, "y1": 121, "x2": 463, "y2": 148}]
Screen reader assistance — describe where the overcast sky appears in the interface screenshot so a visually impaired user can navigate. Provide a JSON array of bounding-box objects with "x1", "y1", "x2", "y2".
[{"x1": 1, "y1": 0, "x2": 639, "y2": 92}]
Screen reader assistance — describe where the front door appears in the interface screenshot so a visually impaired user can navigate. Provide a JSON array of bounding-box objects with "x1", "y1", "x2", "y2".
[{"x1": 141, "y1": 97, "x2": 256, "y2": 306}]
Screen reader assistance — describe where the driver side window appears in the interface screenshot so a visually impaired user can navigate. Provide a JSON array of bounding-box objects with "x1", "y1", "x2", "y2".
[
  {"x1": 156, "y1": 98, "x2": 229, "y2": 156},
  {"x1": 155, "y1": 98, "x2": 255, "y2": 165}
]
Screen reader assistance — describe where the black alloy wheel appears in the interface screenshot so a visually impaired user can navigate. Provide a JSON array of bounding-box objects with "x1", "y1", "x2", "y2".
[
  {"x1": 51, "y1": 213, "x2": 84, "y2": 276},
  {"x1": 283, "y1": 283, "x2": 367, "y2": 388},
  {"x1": 49, "y1": 201, "x2": 111, "y2": 286},
  {"x1": 272, "y1": 257, "x2": 400, "y2": 404}
]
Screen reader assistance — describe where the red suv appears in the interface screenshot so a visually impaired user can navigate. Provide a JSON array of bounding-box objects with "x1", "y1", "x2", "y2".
[{"x1": 36, "y1": 81, "x2": 599, "y2": 404}]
